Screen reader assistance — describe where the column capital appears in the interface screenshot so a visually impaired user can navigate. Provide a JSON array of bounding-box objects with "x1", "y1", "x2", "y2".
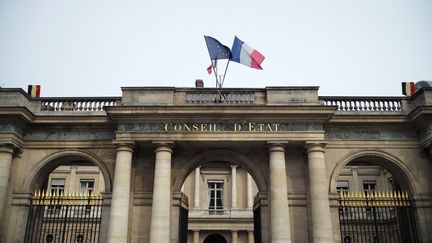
[
  {"x1": 267, "y1": 141, "x2": 288, "y2": 152},
  {"x1": 230, "y1": 164, "x2": 238, "y2": 169},
  {"x1": 305, "y1": 141, "x2": 326, "y2": 153},
  {"x1": 113, "y1": 141, "x2": 135, "y2": 152},
  {"x1": 0, "y1": 143, "x2": 23, "y2": 158},
  {"x1": 153, "y1": 141, "x2": 174, "y2": 153}
]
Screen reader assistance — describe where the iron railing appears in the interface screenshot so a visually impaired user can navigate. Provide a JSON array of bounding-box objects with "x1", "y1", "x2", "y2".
[
  {"x1": 24, "y1": 191, "x2": 103, "y2": 243},
  {"x1": 338, "y1": 191, "x2": 418, "y2": 243}
]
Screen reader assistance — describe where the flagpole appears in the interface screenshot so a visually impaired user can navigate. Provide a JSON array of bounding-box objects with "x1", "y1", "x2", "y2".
[
  {"x1": 211, "y1": 60, "x2": 219, "y2": 88},
  {"x1": 220, "y1": 60, "x2": 230, "y2": 88}
]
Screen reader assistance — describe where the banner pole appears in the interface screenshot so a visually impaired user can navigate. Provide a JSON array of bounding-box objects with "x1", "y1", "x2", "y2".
[{"x1": 220, "y1": 60, "x2": 230, "y2": 88}]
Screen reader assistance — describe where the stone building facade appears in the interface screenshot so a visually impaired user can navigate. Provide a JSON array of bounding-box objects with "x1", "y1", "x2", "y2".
[{"x1": 0, "y1": 85, "x2": 431, "y2": 243}]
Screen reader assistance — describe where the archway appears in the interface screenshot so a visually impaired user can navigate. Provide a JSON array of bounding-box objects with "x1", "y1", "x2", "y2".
[
  {"x1": 203, "y1": 234, "x2": 228, "y2": 243},
  {"x1": 24, "y1": 150, "x2": 112, "y2": 193},
  {"x1": 22, "y1": 150, "x2": 110, "y2": 243},
  {"x1": 177, "y1": 149, "x2": 264, "y2": 243},
  {"x1": 332, "y1": 152, "x2": 419, "y2": 243}
]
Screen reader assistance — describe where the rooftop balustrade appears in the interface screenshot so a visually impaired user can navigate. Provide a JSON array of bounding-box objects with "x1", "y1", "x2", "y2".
[
  {"x1": 2, "y1": 87, "x2": 427, "y2": 114},
  {"x1": 320, "y1": 96, "x2": 406, "y2": 112},
  {"x1": 40, "y1": 97, "x2": 121, "y2": 111}
]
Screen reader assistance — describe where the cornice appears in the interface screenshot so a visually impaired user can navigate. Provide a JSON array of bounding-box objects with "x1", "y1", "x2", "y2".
[
  {"x1": 0, "y1": 106, "x2": 35, "y2": 123},
  {"x1": 325, "y1": 140, "x2": 419, "y2": 149},
  {"x1": 105, "y1": 105, "x2": 337, "y2": 122},
  {"x1": 326, "y1": 113, "x2": 410, "y2": 124},
  {"x1": 408, "y1": 106, "x2": 432, "y2": 122},
  {"x1": 114, "y1": 130, "x2": 325, "y2": 142},
  {"x1": 22, "y1": 140, "x2": 116, "y2": 149}
]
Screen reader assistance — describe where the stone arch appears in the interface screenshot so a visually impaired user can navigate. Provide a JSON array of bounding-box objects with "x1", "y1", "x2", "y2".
[
  {"x1": 329, "y1": 149, "x2": 419, "y2": 194},
  {"x1": 24, "y1": 149, "x2": 112, "y2": 193},
  {"x1": 172, "y1": 149, "x2": 267, "y2": 192}
]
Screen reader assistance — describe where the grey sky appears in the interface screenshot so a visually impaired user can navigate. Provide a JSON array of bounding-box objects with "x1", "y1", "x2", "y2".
[{"x1": 1, "y1": 0, "x2": 431, "y2": 97}]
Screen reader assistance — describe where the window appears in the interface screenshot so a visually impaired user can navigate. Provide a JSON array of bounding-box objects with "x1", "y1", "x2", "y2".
[
  {"x1": 49, "y1": 179, "x2": 64, "y2": 214},
  {"x1": 80, "y1": 179, "x2": 95, "y2": 215},
  {"x1": 336, "y1": 180, "x2": 349, "y2": 194},
  {"x1": 208, "y1": 182, "x2": 224, "y2": 214},
  {"x1": 387, "y1": 177, "x2": 394, "y2": 191},
  {"x1": 80, "y1": 179, "x2": 95, "y2": 195},
  {"x1": 50, "y1": 178, "x2": 65, "y2": 195},
  {"x1": 363, "y1": 180, "x2": 376, "y2": 194}
]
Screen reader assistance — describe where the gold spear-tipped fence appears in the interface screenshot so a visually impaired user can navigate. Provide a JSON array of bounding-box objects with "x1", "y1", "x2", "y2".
[
  {"x1": 337, "y1": 190, "x2": 418, "y2": 243},
  {"x1": 32, "y1": 189, "x2": 102, "y2": 206},
  {"x1": 338, "y1": 190, "x2": 411, "y2": 207},
  {"x1": 24, "y1": 190, "x2": 103, "y2": 243}
]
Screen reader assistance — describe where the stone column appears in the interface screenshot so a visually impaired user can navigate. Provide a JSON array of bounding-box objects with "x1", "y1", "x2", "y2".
[
  {"x1": 194, "y1": 166, "x2": 201, "y2": 208},
  {"x1": 107, "y1": 143, "x2": 134, "y2": 243},
  {"x1": 248, "y1": 231, "x2": 255, "y2": 243},
  {"x1": 232, "y1": 231, "x2": 238, "y2": 243},
  {"x1": 193, "y1": 230, "x2": 199, "y2": 243},
  {"x1": 306, "y1": 142, "x2": 334, "y2": 243},
  {"x1": 247, "y1": 173, "x2": 253, "y2": 209},
  {"x1": 231, "y1": 165, "x2": 237, "y2": 208},
  {"x1": 0, "y1": 145, "x2": 15, "y2": 221},
  {"x1": 149, "y1": 143, "x2": 173, "y2": 243},
  {"x1": 268, "y1": 143, "x2": 291, "y2": 243}
]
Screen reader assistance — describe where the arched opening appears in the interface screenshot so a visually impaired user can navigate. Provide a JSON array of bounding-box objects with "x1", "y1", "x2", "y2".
[
  {"x1": 203, "y1": 234, "x2": 228, "y2": 243},
  {"x1": 177, "y1": 149, "x2": 263, "y2": 243},
  {"x1": 23, "y1": 151, "x2": 109, "y2": 243},
  {"x1": 334, "y1": 154, "x2": 418, "y2": 243}
]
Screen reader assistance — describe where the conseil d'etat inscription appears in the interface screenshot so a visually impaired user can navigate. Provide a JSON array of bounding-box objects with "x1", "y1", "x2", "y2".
[
  {"x1": 118, "y1": 122, "x2": 322, "y2": 132},
  {"x1": 164, "y1": 122, "x2": 279, "y2": 132}
]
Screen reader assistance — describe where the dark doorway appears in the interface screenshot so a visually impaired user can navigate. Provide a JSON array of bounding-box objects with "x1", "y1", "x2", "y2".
[{"x1": 203, "y1": 234, "x2": 228, "y2": 243}]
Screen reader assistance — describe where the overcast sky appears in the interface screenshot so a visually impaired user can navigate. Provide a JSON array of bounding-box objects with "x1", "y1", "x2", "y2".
[{"x1": 1, "y1": 0, "x2": 431, "y2": 97}]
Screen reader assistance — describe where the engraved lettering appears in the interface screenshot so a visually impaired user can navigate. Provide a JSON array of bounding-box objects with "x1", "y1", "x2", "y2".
[
  {"x1": 192, "y1": 124, "x2": 199, "y2": 131},
  {"x1": 164, "y1": 123, "x2": 172, "y2": 132},
  {"x1": 201, "y1": 124, "x2": 207, "y2": 131},
  {"x1": 184, "y1": 124, "x2": 191, "y2": 131},
  {"x1": 248, "y1": 122, "x2": 255, "y2": 132},
  {"x1": 174, "y1": 124, "x2": 181, "y2": 131}
]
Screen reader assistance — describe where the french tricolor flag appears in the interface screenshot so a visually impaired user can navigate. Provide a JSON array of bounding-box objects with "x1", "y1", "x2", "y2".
[{"x1": 231, "y1": 36, "x2": 265, "y2": 70}]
